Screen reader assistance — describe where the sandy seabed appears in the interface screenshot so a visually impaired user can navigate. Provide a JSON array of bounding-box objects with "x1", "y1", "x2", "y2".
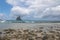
[{"x1": 0, "y1": 23, "x2": 60, "y2": 40}]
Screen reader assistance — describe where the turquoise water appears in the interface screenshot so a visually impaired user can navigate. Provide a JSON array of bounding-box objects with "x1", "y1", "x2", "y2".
[{"x1": 0, "y1": 20, "x2": 60, "y2": 23}]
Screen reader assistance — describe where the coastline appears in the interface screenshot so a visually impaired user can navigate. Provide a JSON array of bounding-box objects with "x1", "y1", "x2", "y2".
[
  {"x1": 0, "y1": 23, "x2": 60, "y2": 30},
  {"x1": 0, "y1": 23, "x2": 60, "y2": 40}
]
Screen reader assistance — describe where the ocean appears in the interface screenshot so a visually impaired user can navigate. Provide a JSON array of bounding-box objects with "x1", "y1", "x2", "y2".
[{"x1": 0, "y1": 20, "x2": 60, "y2": 31}]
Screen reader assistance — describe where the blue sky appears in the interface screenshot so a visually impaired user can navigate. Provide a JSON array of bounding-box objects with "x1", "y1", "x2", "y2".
[
  {"x1": 0, "y1": 0, "x2": 12, "y2": 15},
  {"x1": 0, "y1": 0, "x2": 12, "y2": 20},
  {"x1": 0, "y1": 0, "x2": 60, "y2": 20}
]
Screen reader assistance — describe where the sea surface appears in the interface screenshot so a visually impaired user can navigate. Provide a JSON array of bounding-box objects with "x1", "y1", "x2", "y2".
[{"x1": 0, "y1": 20, "x2": 60, "y2": 31}]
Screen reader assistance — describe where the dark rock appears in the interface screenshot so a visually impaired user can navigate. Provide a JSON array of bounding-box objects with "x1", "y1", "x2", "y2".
[{"x1": 16, "y1": 16, "x2": 22, "y2": 21}]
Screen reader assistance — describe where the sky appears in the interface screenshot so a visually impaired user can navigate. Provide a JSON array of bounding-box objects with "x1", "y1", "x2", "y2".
[{"x1": 0, "y1": 0, "x2": 60, "y2": 20}]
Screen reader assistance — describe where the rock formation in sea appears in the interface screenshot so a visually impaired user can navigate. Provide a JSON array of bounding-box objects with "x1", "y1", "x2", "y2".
[
  {"x1": 16, "y1": 16, "x2": 25, "y2": 23},
  {"x1": 16, "y1": 16, "x2": 22, "y2": 21}
]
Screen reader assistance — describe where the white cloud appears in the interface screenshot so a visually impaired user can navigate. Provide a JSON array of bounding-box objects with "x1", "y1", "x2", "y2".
[
  {"x1": 0, "y1": 13, "x2": 10, "y2": 20},
  {"x1": 0, "y1": 13, "x2": 6, "y2": 20},
  {"x1": 38, "y1": 6, "x2": 60, "y2": 19},
  {"x1": 11, "y1": 6, "x2": 31, "y2": 15},
  {"x1": 6, "y1": 0, "x2": 60, "y2": 20},
  {"x1": 0, "y1": 14, "x2": 4, "y2": 17},
  {"x1": 51, "y1": 6, "x2": 60, "y2": 11}
]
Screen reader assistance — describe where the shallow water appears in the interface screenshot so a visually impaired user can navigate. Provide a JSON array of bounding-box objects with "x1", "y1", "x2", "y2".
[{"x1": 0, "y1": 23, "x2": 60, "y2": 31}]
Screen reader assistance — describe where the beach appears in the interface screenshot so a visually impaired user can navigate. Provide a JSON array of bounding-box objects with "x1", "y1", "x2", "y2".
[{"x1": 0, "y1": 23, "x2": 60, "y2": 40}]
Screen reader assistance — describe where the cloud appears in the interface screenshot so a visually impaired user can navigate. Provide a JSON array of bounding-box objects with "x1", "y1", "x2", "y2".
[
  {"x1": 0, "y1": 13, "x2": 6, "y2": 20},
  {"x1": 0, "y1": 13, "x2": 10, "y2": 20},
  {"x1": 11, "y1": 6, "x2": 31, "y2": 15},
  {"x1": 51, "y1": 6, "x2": 60, "y2": 11},
  {"x1": 6, "y1": 0, "x2": 60, "y2": 20},
  {"x1": 39, "y1": 6, "x2": 60, "y2": 20}
]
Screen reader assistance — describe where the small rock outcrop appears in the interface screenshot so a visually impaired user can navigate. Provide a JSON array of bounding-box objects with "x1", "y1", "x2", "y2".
[{"x1": 16, "y1": 16, "x2": 22, "y2": 21}]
